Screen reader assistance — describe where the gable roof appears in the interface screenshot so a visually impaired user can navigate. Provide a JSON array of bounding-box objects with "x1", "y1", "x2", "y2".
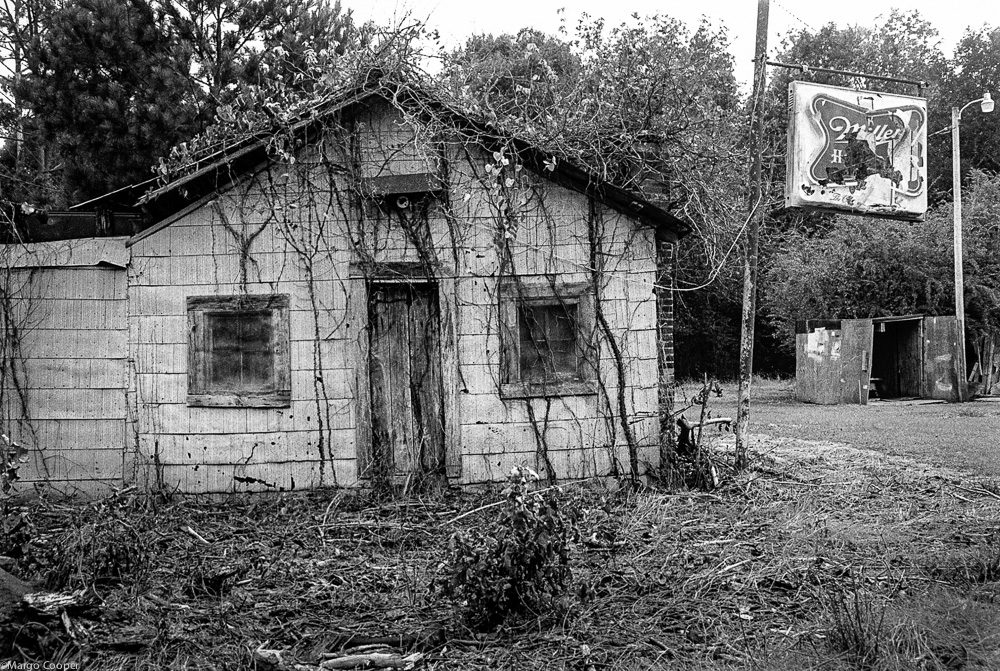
[{"x1": 100, "y1": 82, "x2": 692, "y2": 245}]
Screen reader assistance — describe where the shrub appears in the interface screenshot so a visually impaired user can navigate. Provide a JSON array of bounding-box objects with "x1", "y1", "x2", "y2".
[{"x1": 437, "y1": 466, "x2": 577, "y2": 630}]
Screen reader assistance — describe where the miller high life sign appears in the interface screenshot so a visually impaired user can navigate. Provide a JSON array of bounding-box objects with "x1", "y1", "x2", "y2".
[{"x1": 785, "y1": 81, "x2": 928, "y2": 220}]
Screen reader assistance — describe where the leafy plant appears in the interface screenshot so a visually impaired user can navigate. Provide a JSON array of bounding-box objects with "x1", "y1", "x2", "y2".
[
  {"x1": 437, "y1": 465, "x2": 578, "y2": 630},
  {"x1": 1, "y1": 432, "x2": 28, "y2": 495},
  {"x1": 1, "y1": 433, "x2": 32, "y2": 562}
]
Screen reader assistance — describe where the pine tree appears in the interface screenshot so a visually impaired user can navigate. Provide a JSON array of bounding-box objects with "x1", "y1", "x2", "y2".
[{"x1": 17, "y1": 0, "x2": 203, "y2": 205}]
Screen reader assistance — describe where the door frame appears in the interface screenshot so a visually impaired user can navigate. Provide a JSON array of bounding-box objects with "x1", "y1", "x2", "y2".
[{"x1": 351, "y1": 262, "x2": 460, "y2": 482}]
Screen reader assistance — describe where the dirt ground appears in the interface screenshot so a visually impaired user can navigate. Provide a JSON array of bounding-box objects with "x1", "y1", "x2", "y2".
[
  {"x1": 2, "y1": 382, "x2": 999, "y2": 670},
  {"x1": 681, "y1": 379, "x2": 1000, "y2": 478}
]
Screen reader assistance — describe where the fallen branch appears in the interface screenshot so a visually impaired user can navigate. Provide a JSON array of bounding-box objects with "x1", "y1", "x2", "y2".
[
  {"x1": 255, "y1": 646, "x2": 425, "y2": 671},
  {"x1": 694, "y1": 417, "x2": 733, "y2": 428},
  {"x1": 22, "y1": 589, "x2": 88, "y2": 616},
  {"x1": 952, "y1": 484, "x2": 1000, "y2": 502},
  {"x1": 181, "y1": 525, "x2": 211, "y2": 544},
  {"x1": 328, "y1": 630, "x2": 445, "y2": 652},
  {"x1": 321, "y1": 652, "x2": 423, "y2": 669}
]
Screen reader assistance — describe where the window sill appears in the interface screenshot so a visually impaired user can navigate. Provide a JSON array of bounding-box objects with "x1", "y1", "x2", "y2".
[
  {"x1": 500, "y1": 380, "x2": 597, "y2": 399},
  {"x1": 187, "y1": 391, "x2": 291, "y2": 408}
]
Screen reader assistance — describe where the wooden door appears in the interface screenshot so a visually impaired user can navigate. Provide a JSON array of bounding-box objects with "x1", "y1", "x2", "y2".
[
  {"x1": 897, "y1": 321, "x2": 924, "y2": 397},
  {"x1": 923, "y1": 316, "x2": 962, "y2": 402},
  {"x1": 841, "y1": 319, "x2": 874, "y2": 404},
  {"x1": 368, "y1": 283, "x2": 446, "y2": 477},
  {"x1": 795, "y1": 324, "x2": 844, "y2": 404}
]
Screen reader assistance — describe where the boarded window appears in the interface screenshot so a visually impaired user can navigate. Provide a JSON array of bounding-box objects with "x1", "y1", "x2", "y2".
[
  {"x1": 518, "y1": 303, "x2": 580, "y2": 383},
  {"x1": 187, "y1": 295, "x2": 290, "y2": 407},
  {"x1": 501, "y1": 282, "x2": 595, "y2": 398}
]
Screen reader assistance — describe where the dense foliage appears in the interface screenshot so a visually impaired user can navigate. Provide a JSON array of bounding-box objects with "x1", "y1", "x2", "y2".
[
  {"x1": 437, "y1": 466, "x2": 578, "y2": 630},
  {"x1": 4, "y1": 5, "x2": 1000, "y2": 375},
  {"x1": 1, "y1": 0, "x2": 355, "y2": 206},
  {"x1": 440, "y1": 17, "x2": 752, "y2": 379},
  {"x1": 765, "y1": 171, "x2": 1000, "y2": 358}
]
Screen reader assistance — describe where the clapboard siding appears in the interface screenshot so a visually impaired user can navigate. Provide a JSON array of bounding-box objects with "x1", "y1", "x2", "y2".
[
  {"x1": 128, "y1": 168, "x2": 359, "y2": 492},
  {"x1": 3, "y1": 261, "x2": 128, "y2": 494},
  {"x1": 4, "y1": 103, "x2": 675, "y2": 495}
]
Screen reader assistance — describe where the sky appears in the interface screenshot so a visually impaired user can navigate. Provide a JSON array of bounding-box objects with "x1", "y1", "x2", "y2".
[{"x1": 346, "y1": 0, "x2": 986, "y2": 90}]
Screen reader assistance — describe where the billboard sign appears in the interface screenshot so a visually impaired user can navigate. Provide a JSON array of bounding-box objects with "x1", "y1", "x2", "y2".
[{"x1": 785, "y1": 81, "x2": 928, "y2": 220}]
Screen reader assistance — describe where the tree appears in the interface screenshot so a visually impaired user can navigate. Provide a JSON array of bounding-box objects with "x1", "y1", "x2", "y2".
[
  {"x1": 763, "y1": 171, "x2": 1000, "y2": 359},
  {"x1": 159, "y1": 0, "x2": 354, "y2": 100},
  {"x1": 16, "y1": 0, "x2": 203, "y2": 205},
  {"x1": 9, "y1": 0, "x2": 354, "y2": 206},
  {"x1": 935, "y1": 27, "x2": 1000, "y2": 195},
  {"x1": 440, "y1": 28, "x2": 582, "y2": 127},
  {"x1": 442, "y1": 16, "x2": 750, "y2": 377},
  {"x1": 241, "y1": 0, "x2": 354, "y2": 92},
  {"x1": 0, "y1": 0, "x2": 56, "y2": 205}
]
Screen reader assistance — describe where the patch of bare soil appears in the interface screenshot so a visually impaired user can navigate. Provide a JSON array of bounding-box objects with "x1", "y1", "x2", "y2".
[{"x1": 2, "y1": 437, "x2": 999, "y2": 671}]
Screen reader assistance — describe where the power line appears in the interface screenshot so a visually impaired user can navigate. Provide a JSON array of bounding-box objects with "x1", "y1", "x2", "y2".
[{"x1": 773, "y1": 0, "x2": 815, "y2": 33}]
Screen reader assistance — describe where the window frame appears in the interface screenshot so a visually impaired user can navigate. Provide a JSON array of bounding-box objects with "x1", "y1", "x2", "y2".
[
  {"x1": 499, "y1": 281, "x2": 597, "y2": 399},
  {"x1": 186, "y1": 294, "x2": 291, "y2": 408}
]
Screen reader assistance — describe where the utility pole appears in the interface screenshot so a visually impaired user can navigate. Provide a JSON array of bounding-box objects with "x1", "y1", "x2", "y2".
[
  {"x1": 952, "y1": 105, "x2": 966, "y2": 403},
  {"x1": 734, "y1": 0, "x2": 769, "y2": 470}
]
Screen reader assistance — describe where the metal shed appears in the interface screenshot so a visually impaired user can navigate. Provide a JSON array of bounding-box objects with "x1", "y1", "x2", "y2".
[{"x1": 795, "y1": 315, "x2": 964, "y2": 404}]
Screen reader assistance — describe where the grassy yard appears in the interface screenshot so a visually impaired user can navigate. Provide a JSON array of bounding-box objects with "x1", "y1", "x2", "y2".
[
  {"x1": 2, "y1": 380, "x2": 999, "y2": 670},
  {"x1": 676, "y1": 378, "x2": 1000, "y2": 478}
]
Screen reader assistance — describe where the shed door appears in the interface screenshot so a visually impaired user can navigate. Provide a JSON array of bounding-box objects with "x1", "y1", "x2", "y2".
[
  {"x1": 841, "y1": 319, "x2": 874, "y2": 404},
  {"x1": 795, "y1": 324, "x2": 843, "y2": 404},
  {"x1": 923, "y1": 316, "x2": 963, "y2": 402},
  {"x1": 368, "y1": 283, "x2": 446, "y2": 477}
]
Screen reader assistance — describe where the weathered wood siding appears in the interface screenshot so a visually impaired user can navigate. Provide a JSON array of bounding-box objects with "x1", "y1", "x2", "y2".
[
  {"x1": 795, "y1": 324, "x2": 844, "y2": 404},
  {"x1": 126, "y1": 104, "x2": 665, "y2": 492},
  {"x1": 923, "y1": 316, "x2": 962, "y2": 402},
  {"x1": 840, "y1": 319, "x2": 874, "y2": 404},
  {"x1": 128, "y1": 174, "x2": 358, "y2": 493},
  {"x1": 1, "y1": 239, "x2": 128, "y2": 494},
  {"x1": 448, "y1": 175, "x2": 659, "y2": 481}
]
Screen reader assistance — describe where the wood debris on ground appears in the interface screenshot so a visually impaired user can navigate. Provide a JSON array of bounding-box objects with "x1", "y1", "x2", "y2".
[{"x1": 1, "y1": 435, "x2": 998, "y2": 669}]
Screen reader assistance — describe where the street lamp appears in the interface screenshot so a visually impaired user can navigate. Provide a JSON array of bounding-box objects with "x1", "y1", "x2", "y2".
[{"x1": 952, "y1": 92, "x2": 993, "y2": 402}]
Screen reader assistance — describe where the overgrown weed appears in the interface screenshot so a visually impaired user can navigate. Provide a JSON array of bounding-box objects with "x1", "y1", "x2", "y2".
[
  {"x1": 435, "y1": 465, "x2": 579, "y2": 630},
  {"x1": 814, "y1": 581, "x2": 1000, "y2": 671},
  {"x1": 22, "y1": 493, "x2": 151, "y2": 590},
  {"x1": 824, "y1": 581, "x2": 889, "y2": 670}
]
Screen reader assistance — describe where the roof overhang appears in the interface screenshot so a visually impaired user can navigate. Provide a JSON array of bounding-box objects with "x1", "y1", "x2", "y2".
[{"x1": 90, "y1": 83, "x2": 691, "y2": 245}]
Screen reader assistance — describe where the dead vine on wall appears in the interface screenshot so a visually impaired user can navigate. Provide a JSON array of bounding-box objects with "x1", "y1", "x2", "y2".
[
  {"x1": 174, "y1": 81, "x2": 658, "y2": 486},
  {"x1": 0, "y1": 242, "x2": 39, "y2": 484}
]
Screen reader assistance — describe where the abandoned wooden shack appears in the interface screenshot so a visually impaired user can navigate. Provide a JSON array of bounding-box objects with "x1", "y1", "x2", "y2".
[
  {"x1": 795, "y1": 315, "x2": 965, "y2": 404},
  {"x1": 0, "y1": 83, "x2": 690, "y2": 494}
]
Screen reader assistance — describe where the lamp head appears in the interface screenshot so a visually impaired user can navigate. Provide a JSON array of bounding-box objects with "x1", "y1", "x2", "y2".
[{"x1": 982, "y1": 92, "x2": 994, "y2": 113}]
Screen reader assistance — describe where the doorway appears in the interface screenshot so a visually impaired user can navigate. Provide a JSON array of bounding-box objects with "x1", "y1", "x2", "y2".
[
  {"x1": 367, "y1": 282, "x2": 446, "y2": 477},
  {"x1": 871, "y1": 318, "x2": 923, "y2": 398}
]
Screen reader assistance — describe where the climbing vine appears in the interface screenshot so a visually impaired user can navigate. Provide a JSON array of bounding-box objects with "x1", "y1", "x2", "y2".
[
  {"x1": 146, "y1": 30, "x2": 679, "y2": 487},
  {"x1": 0, "y1": 229, "x2": 38, "y2": 486}
]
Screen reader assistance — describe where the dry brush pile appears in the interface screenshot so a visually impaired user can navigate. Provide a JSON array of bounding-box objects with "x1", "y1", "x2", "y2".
[{"x1": 1, "y1": 438, "x2": 999, "y2": 671}]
